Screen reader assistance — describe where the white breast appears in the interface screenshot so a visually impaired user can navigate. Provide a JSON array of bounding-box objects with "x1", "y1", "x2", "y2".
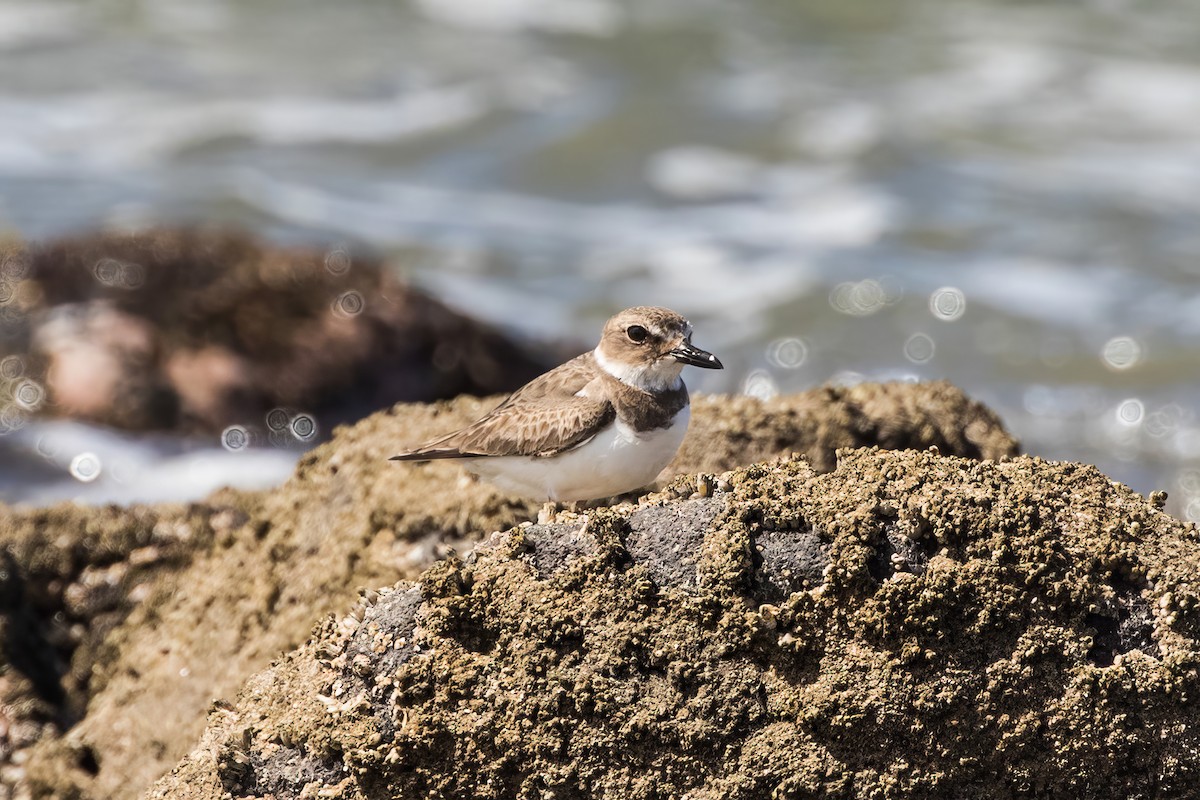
[{"x1": 463, "y1": 405, "x2": 691, "y2": 502}]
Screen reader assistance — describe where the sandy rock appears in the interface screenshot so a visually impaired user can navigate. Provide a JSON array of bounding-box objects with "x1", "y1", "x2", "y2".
[
  {"x1": 147, "y1": 449, "x2": 1200, "y2": 799},
  {"x1": 10, "y1": 382, "x2": 1016, "y2": 799},
  {"x1": 673, "y1": 380, "x2": 1015, "y2": 474},
  {"x1": 0, "y1": 499, "x2": 240, "y2": 796}
]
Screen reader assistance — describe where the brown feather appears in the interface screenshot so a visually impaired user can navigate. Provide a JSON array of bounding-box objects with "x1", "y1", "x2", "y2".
[{"x1": 391, "y1": 353, "x2": 616, "y2": 461}]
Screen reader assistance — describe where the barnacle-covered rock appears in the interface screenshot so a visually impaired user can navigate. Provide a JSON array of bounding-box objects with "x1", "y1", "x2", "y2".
[
  {"x1": 146, "y1": 449, "x2": 1200, "y2": 799},
  {"x1": 11, "y1": 381, "x2": 1017, "y2": 799}
]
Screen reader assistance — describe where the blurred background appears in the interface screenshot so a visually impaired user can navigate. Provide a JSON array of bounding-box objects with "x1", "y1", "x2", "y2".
[{"x1": 1, "y1": 0, "x2": 1199, "y2": 517}]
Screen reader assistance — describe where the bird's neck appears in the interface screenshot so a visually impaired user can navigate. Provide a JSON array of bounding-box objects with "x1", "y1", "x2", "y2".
[{"x1": 593, "y1": 346, "x2": 684, "y2": 394}]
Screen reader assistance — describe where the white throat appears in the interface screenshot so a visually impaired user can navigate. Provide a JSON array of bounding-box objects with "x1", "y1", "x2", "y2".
[{"x1": 593, "y1": 346, "x2": 684, "y2": 392}]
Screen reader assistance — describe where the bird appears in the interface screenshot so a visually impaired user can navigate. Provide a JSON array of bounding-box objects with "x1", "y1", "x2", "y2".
[{"x1": 390, "y1": 306, "x2": 723, "y2": 502}]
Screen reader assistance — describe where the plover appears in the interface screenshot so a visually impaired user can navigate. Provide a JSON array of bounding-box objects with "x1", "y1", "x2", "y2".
[{"x1": 390, "y1": 306, "x2": 722, "y2": 501}]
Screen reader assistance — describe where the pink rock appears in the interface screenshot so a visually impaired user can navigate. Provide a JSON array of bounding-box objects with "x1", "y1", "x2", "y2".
[
  {"x1": 34, "y1": 302, "x2": 161, "y2": 424},
  {"x1": 164, "y1": 346, "x2": 253, "y2": 430}
]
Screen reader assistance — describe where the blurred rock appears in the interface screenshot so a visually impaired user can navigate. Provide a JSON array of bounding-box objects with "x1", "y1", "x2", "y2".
[
  {"x1": 7, "y1": 381, "x2": 1016, "y2": 799},
  {"x1": 148, "y1": 450, "x2": 1200, "y2": 800},
  {"x1": 163, "y1": 346, "x2": 254, "y2": 430},
  {"x1": 0, "y1": 228, "x2": 561, "y2": 434},
  {"x1": 34, "y1": 302, "x2": 175, "y2": 429}
]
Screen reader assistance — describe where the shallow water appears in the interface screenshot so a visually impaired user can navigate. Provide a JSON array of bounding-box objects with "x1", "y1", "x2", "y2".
[{"x1": 2, "y1": 0, "x2": 1200, "y2": 516}]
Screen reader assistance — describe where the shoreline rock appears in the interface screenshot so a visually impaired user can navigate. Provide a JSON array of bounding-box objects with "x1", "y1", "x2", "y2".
[
  {"x1": 5, "y1": 381, "x2": 1017, "y2": 798},
  {"x1": 147, "y1": 449, "x2": 1200, "y2": 799},
  {"x1": 0, "y1": 228, "x2": 563, "y2": 436}
]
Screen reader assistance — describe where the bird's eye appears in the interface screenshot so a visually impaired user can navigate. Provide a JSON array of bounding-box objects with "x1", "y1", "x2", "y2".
[{"x1": 626, "y1": 325, "x2": 649, "y2": 343}]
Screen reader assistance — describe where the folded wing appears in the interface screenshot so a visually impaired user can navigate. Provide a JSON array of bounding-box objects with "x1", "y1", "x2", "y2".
[{"x1": 390, "y1": 353, "x2": 614, "y2": 461}]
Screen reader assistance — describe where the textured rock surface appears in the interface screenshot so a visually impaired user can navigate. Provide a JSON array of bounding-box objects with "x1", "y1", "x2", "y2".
[
  {"x1": 6, "y1": 381, "x2": 1016, "y2": 799},
  {"x1": 0, "y1": 496, "x2": 254, "y2": 796},
  {"x1": 148, "y1": 450, "x2": 1200, "y2": 800},
  {"x1": 674, "y1": 380, "x2": 1014, "y2": 474},
  {"x1": 0, "y1": 228, "x2": 560, "y2": 434}
]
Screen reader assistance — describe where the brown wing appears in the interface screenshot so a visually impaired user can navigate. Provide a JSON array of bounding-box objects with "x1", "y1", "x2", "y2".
[{"x1": 390, "y1": 353, "x2": 614, "y2": 460}]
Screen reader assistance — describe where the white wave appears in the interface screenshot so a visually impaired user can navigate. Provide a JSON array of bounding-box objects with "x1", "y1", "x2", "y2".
[
  {"x1": 232, "y1": 170, "x2": 896, "y2": 253},
  {"x1": 0, "y1": 84, "x2": 492, "y2": 171},
  {"x1": 413, "y1": 0, "x2": 623, "y2": 36},
  {"x1": 647, "y1": 146, "x2": 765, "y2": 200},
  {"x1": 0, "y1": 1, "x2": 83, "y2": 47},
  {"x1": 0, "y1": 421, "x2": 297, "y2": 506}
]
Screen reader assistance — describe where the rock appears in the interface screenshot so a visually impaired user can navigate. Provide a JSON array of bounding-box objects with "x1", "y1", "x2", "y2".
[
  {"x1": 0, "y1": 228, "x2": 561, "y2": 434},
  {"x1": 146, "y1": 450, "x2": 1200, "y2": 800},
  {"x1": 34, "y1": 301, "x2": 172, "y2": 428},
  {"x1": 9, "y1": 381, "x2": 1016, "y2": 799},
  {"x1": 0, "y1": 498, "x2": 243, "y2": 797},
  {"x1": 673, "y1": 380, "x2": 1015, "y2": 474}
]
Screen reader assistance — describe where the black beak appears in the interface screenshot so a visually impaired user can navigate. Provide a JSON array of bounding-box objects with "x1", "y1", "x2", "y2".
[{"x1": 671, "y1": 340, "x2": 723, "y2": 369}]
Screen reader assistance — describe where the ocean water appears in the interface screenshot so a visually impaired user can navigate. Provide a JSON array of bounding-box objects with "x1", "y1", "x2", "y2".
[{"x1": 2, "y1": 0, "x2": 1200, "y2": 517}]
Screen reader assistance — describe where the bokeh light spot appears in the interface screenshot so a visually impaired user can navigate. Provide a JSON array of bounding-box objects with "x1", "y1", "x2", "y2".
[
  {"x1": 1115, "y1": 398, "x2": 1144, "y2": 426},
  {"x1": 121, "y1": 261, "x2": 146, "y2": 289},
  {"x1": 290, "y1": 414, "x2": 318, "y2": 441},
  {"x1": 324, "y1": 248, "x2": 351, "y2": 275},
  {"x1": 1101, "y1": 336, "x2": 1142, "y2": 371},
  {"x1": 929, "y1": 286, "x2": 966, "y2": 321},
  {"x1": 766, "y1": 337, "x2": 808, "y2": 369},
  {"x1": 93, "y1": 258, "x2": 146, "y2": 289},
  {"x1": 0, "y1": 404, "x2": 25, "y2": 434},
  {"x1": 1144, "y1": 405, "x2": 1184, "y2": 439},
  {"x1": 1178, "y1": 469, "x2": 1200, "y2": 495},
  {"x1": 221, "y1": 425, "x2": 250, "y2": 451},
  {"x1": 0, "y1": 355, "x2": 23, "y2": 380},
  {"x1": 69, "y1": 452, "x2": 102, "y2": 483},
  {"x1": 742, "y1": 370, "x2": 779, "y2": 401},
  {"x1": 266, "y1": 408, "x2": 290, "y2": 432},
  {"x1": 13, "y1": 379, "x2": 44, "y2": 411},
  {"x1": 903, "y1": 333, "x2": 935, "y2": 363},
  {"x1": 830, "y1": 279, "x2": 889, "y2": 317},
  {"x1": 1, "y1": 252, "x2": 30, "y2": 282},
  {"x1": 93, "y1": 258, "x2": 123, "y2": 286},
  {"x1": 332, "y1": 290, "x2": 365, "y2": 318}
]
